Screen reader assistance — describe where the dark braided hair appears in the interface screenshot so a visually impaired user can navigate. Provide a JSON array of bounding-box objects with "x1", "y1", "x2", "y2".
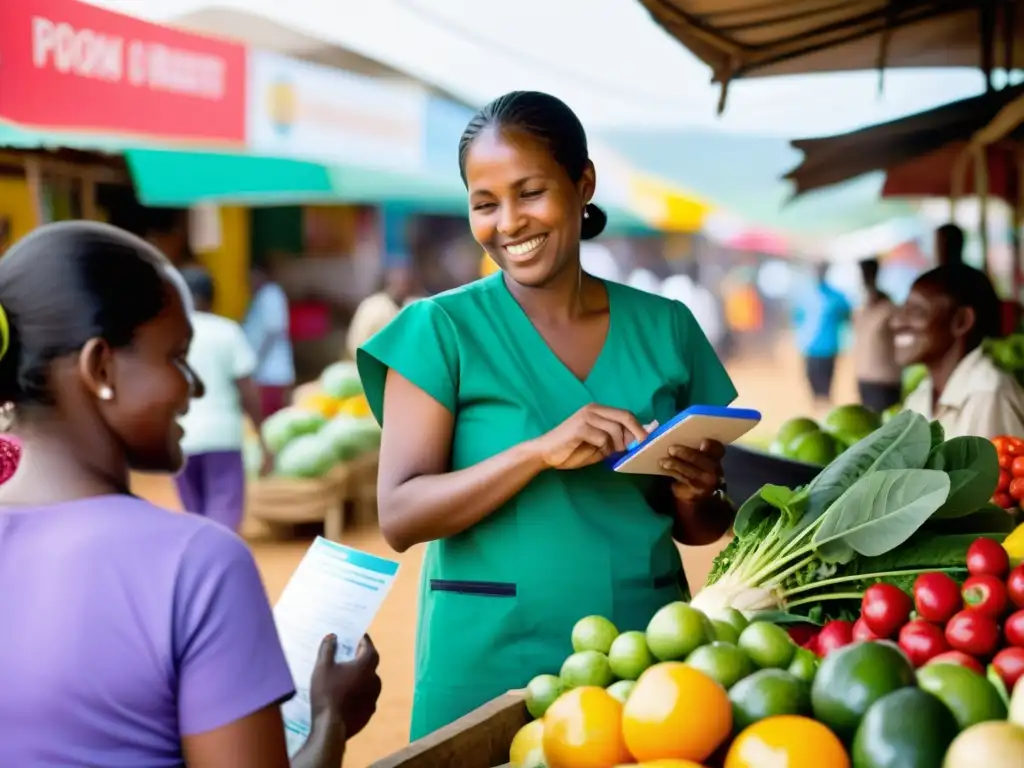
[
  {"x1": 458, "y1": 91, "x2": 607, "y2": 241},
  {"x1": 915, "y1": 263, "x2": 1002, "y2": 348}
]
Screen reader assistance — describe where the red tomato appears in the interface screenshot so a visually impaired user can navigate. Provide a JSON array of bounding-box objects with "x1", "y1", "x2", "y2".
[
  {"x1": 817, "y1": 620, "x2": 855, "y2": 656},
  {"x1": 998, "y1": 469, "x2": 1012, "y2": 493},
  {"x1": 914, "y1": 572, "x2": 963, "y2": 624},
  {"x1": 994, "y1": 436, "x2": 1024, "y2": 456},
  {"x1": 967, "y1": 537, "x2": 1011, "y2": 578},
  {"x1": 787, "y1": 624, "x2": 819, "y2": 647},
  {"x1": 926, "y1": 650, "x2": 985, "y2": 675},
  {"x1": 853, "y1": 617, "x2": 884, "y2": 642},
  {"x1": 962, "y1": 574, "x2": 1009, "y2": 619},
  {"x1": 993, "y1": 491, "x2": 1017, "y2": 510},
  {"x1": 861, "y1": 583, "x2": 913, "y2": 638},
  {"x1": 1008, "y1": 565, "x2": 1024, "y2": 610},
  {"x1": 993, "y1": 647, "x2": 1024, "y2": 692},
  {"x1": 1010, "y1": 478, "x2": 1024, "y2": 502},
  {"x1": 1012, "y1": 456, "x2": 1024, "y2": 478},
  {"x1": 899, "y1": 620, "x2": 950, "y2": 667},
  {"x1": 945, "y1": 609, "x2": 1001, "y2": 657},
  {"x1": 1006, "y1": 609, "x2": 1024, "y2": 647},
  {"x1": 1000, "y1": 454, "x2": 1014, "y2": 471}
]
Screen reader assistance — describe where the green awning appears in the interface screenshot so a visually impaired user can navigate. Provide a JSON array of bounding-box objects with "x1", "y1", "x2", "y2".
[{"x1": 0, "y1": 122, "x2": 656, "y2": 232}]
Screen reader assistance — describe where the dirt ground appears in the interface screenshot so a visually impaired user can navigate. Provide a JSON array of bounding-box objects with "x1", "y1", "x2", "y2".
[{"x1": 131, "y1": 338, "x2": 856, "y2": 767}]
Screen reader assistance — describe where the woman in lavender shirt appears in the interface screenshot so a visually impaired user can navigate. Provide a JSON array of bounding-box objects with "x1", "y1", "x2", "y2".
[{"x1": 0, "y1": 222, "x2": 380, "y2": 768}]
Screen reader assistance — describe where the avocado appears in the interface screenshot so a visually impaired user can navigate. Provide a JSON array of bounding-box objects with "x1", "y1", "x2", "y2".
[
  {"x1": 811, "y1": 641, "x2": 915, "y2": 742},
  {"x1": 729, "y1": 668, "x2": 811, "y2": 731},
  {"x1": 852, "y1": 687, "x2": 958, "y2": 768}
]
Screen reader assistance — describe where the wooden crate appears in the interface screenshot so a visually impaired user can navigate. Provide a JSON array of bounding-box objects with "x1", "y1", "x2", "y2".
[{"x1": 369, "y1": 691, "x2": 528, "y2": 768}]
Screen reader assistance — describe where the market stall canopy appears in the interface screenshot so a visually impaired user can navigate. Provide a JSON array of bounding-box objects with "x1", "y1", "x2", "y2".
[
  {"x1": 785, "y1": 83, "x2": 1024, "y2": 199},
  {"x1": 636, "y1": 0, "x2": 1024, "y2": 96}
]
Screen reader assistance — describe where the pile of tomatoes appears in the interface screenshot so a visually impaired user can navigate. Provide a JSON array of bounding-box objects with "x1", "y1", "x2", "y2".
[
  {"x1": 992, "y1": 435, "x2": 1024, "y2": 511},
  {"x1": 788, "y1": 539, "x2": 1024, "y2": 693}
]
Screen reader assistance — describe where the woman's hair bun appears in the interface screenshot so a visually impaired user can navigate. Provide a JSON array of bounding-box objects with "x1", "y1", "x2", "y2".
[{"x1": 581, "y1": 203, "x2": 607, "y2": 241}]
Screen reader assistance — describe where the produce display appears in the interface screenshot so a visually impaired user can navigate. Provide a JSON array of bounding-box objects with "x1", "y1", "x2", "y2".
[
  {"x1": 509, "y1": 412, "x2": 1024, "y2": 767},
  {"x1": 991, "y1": 435, "x2": 1024, "y2": 517},
  {"x1": 513, "y1": 540, "x2": 1024, "y2": 766},
  {"x1": 244, "y1": 361, "x2": 380, "y2": 479},
  {"x1": 768, "y1": 404, "x2": 881, "y2": 466}
]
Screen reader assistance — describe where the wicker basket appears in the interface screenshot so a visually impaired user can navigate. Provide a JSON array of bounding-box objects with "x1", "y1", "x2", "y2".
[{"x1": 246, "y1": 474, "x2": 345, "y2": 541}]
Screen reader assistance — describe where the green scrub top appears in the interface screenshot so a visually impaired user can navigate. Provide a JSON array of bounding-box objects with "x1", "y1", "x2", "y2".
[{"x1": 357, "y1": 273, "x2": 736, "y2": 740}]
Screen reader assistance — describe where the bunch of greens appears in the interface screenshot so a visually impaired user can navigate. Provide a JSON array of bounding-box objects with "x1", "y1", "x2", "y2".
[
  {"x1": 694, "y1": 411, "x2": 1012, "y2": 623},
  {"x1": 983, "y1": 334, "x2": 1024, "y2": 384}
]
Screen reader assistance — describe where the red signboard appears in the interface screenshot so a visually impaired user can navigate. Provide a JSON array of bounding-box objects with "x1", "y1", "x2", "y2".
[{"x1": 0, "y1": 0, "x2": 247, "y2": 144}]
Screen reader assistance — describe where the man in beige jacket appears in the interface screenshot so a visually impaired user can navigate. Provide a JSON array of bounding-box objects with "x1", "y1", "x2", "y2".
[{"x1": 852, "y1": 258, "x2": 902, "y2": 413}]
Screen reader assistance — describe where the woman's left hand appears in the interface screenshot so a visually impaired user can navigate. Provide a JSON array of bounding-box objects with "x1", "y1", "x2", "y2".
[{"x1": 659, "y1": 439, "x2": 725, "y2": 505}]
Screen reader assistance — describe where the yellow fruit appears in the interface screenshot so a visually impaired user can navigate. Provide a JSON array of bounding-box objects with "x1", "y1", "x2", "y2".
[
  {"x1": 510, "y1": 720, "x2": 546, "y2": 767},
  {"x1": 725, "y1": 715, "x2": 849, "y2": 768},
  {"x1": 338, "y1": 394, "x2": 372, "y2": 418},
  {"x1": 1004, "y1": 522, "x2": 1024, "y2": 564},
  {"x1": 622, "y1": 662, "x2": 731, "y2": 763},
  {"x1": 543, "y1": 686, "x2": 632, "y2": 768},
  {"x1": 296, "y1": 391, "x2": 341, "y2": 419},
  {"x1": 614, "y1": 761, "x2": 707, "y2": 767}
]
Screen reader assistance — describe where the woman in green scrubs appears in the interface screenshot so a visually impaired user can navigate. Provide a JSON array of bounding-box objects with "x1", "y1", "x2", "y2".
[{"x1": 357, "y1": 91, "x2": 738, "y2": 739}]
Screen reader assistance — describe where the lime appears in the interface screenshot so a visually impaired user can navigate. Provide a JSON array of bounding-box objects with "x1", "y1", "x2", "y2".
[
  {"x1": 811, "y1": 640, "x2": 916, "y2": 742},
  {"x1": 823, "y1": 403, "x2": 881, "y2": 442},
  {"x1": 776, "y1": 417, "x2": 820, "y2": 449},
  {"x1": 560, "y1": 650, "x2": 615, "y2": 689},
  {"x1": 509, "y1": 720, "x2": 546, "y2": 768},
  {"x1": 786, "y1": 429, "x2": 839, "y2": 465},
  {"x1": 916, "y1": 662, "x2": 1008, "y2": 731},
  {"x1": 728, "y1": 668, "x2": 812, "y2": 731},
  {"x1": 608, "y1": 630, "x2": 655, "y2": 681},
  {"x1": 787, "y1": 647, "x2": 819, "y2": 684},
  {"x1": 571, "y1": 615, "x2": 619, "y2": 654},
  {"x1": 525, "y1": 673, "x2": 565, "y2": 719},
  {"x1": 686, "y1": 641, "x2": 754, "y2": 689},
  {"x1": 645, "y1": 602, "x2": 713, "y2": 661},
  {"x1": 738, "y1": 621, "x2": 797, "y2": 669},
  {"x1": 710, "y1": 607, "x2": 749, "y2": 635},
  {"x1": 606, "y1": 679, "x2": 636, "y2": 704},
  {"x1": 711, "y1": 619, "x2": 740, "y2": 645}
]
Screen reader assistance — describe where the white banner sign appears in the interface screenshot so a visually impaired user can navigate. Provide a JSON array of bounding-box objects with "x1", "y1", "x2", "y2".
[{"x1": 246, "y1": 51, "x2": 426, "y2": 171}]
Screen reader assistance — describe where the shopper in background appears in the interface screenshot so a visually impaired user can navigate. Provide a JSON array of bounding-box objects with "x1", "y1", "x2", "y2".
[
  {"x1": 936, "y1": 223, "x2": 965, "y2": 267},
  {"x1": 244, "y1": 264, "x2": 296, "y2": 417},
  {"x1": 895, "y1": 262, "x2": 1024, "y2": 439},
  {"x1": 852, "y1": 258, "x2": 902, "y2": 413},
  {"x1": 177, "y1": 266, "x2": 272, "y2": 532},
  {"x1": 792, "y1": 262, "x2": 851, "y2": 405},
  {"x1": 0, "y1": 221, "x2": 380, "y2": 767},
  {"x1": 345, "y1": 264, "x2": 420, "y2": 359}
]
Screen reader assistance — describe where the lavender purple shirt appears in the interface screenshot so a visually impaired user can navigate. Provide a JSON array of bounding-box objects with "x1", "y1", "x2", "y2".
[{"x1": 0, "y1": 495, "x2": 296, "y2": 766}]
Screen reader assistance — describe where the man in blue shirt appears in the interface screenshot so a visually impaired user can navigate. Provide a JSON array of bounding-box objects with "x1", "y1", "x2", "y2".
[{"x1": 793, "y1": 263, "x2": 851, "y2": 404}]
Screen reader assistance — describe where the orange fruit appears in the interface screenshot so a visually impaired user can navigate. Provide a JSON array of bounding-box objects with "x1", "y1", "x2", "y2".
[
  {"x1": 543, "y1": 686, "x2": 632, "y2": 768},
  {"x1": 725, "y1": 715, "x2": 849, "y2": 768},
  {"x1": 622, "y1": 662, "x2": 731, "y2": 762},
  {"x1": 614, "y1": 761, "x2": 708, "y2": 767}
]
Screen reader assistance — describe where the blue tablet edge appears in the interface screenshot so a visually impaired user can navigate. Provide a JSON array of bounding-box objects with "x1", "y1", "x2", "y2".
[{"x1": 607, "y1": 405, "x2": 762, "y2": 469}]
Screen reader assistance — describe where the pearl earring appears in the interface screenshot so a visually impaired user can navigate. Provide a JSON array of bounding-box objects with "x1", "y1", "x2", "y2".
[
  {"x1": 98, "y1": 386, "x2": 114, "y2": 401},
  {"x1": 583, "y1": 207, "x2": 590, "y2": 219}
]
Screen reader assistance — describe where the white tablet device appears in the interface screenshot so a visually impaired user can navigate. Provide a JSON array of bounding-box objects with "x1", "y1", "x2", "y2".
[{"x1": 610, "y1": 405, "x2": 762, "y2": 477}]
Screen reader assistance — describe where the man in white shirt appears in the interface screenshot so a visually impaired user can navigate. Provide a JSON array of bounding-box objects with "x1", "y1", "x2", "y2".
[
  {"x1": 345, "y1": 265, "x2": 419, "y2": 359},
  {"x1": 177, "y1": 267, "x2": 271, "y2": 531},
  {"x1": 895, "y1": 263, "x2": 1024, "y2": 439},
  {"x1": 243, "y1": 265, "x2": 295, "y2": 417}
]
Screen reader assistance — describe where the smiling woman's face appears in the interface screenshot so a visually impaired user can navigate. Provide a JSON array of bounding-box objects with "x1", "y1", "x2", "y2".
[
  {"x1": 463, "y1": 126, "x2": 594, "y2": 288},
  {"x1": 890, "y1": 279, "x2": 963, "y2": 367}
]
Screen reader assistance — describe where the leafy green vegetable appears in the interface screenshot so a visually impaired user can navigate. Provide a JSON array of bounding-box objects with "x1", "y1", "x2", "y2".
[
  {"x1": 803, "y1": 411, "x2": 932, "y2": 522},
  {"x1": 927, "y1": 437, "x2": 1000, "y2": 518},
  {"x1": 696, "y1": 411, "x2": 1004, "y2": 622}
]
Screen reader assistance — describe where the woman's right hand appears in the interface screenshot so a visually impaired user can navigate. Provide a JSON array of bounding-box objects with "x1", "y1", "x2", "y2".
[
  {"x1": 309, "y1": 634, "x2": 382, "y2": 739},
  {"x1": 532, "y1": 404, "x2": 649, "y2": 470}
]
